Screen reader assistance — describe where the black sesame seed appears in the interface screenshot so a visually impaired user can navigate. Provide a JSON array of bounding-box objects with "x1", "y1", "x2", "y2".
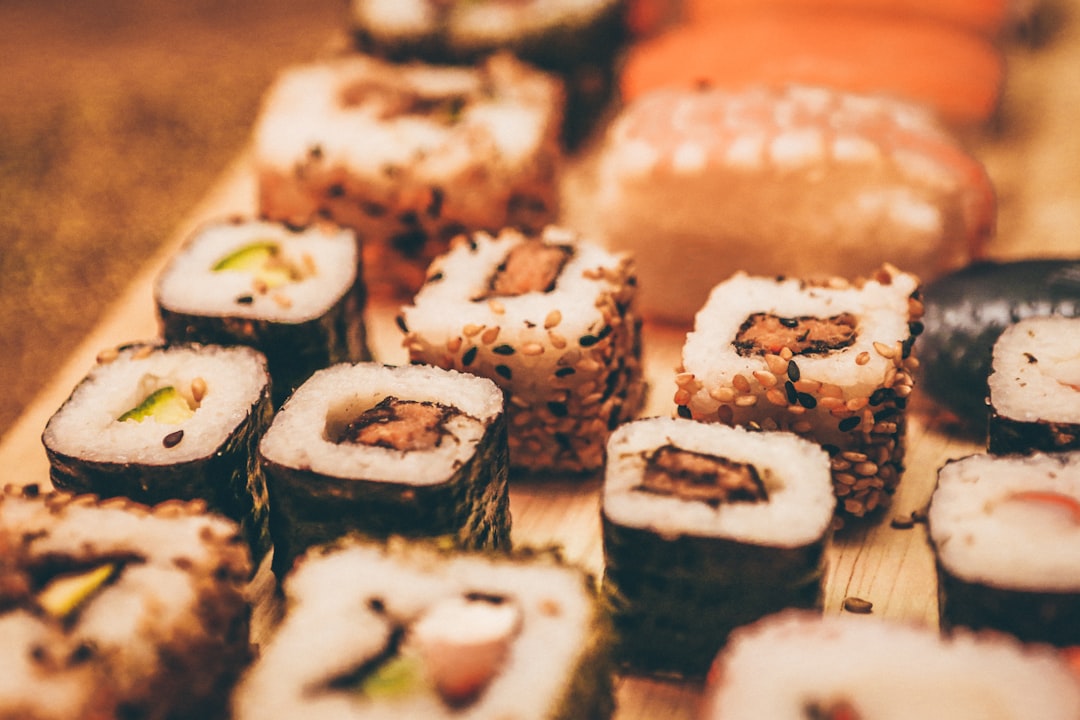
[
  {"x1": 554, "y1": 367, "x2": 576, "y2": 377},
  {"x1": 547, "y1": 401, "x2": 569, "y2": 417},
  {"x1": 425, "y1": 271, "x2": 444, "y2": 284},
  {"x1": 901, "y1": 336, "x2": 916, "y2": 359},
  {"x1": 495, "y1": 365, "x2": 512, "y2": 379},
  {"x1": 426, "y1": 186, "x2": 445, "y2": 218},
  {"x1": 235, "y1": 295, "x2": 254, "y2": 305},
  {"x1": 608, "y1": 404, "x2": 623, "y2": 429},
  {"x1": 162, "y1": 430, "x2": 184, "y2": 448},
  {"x1": 869, "y1": 387, "x2": 895, "y2": 406},
  {"x1": 797, "y1": 392, "x2": 817, "y2": 409},
  {"x1": 493, "y1": 344, "x2": 515, "y2": 355},
  {"x1": 596, "y1": 325, "x2": 613, "y2": 340},
  {"x1": 327, "y1": 183, "x2": 345, "y2": 198},
  {"x1": 784, "y1": 381, "x2": 798, "y2": 404},
  {"x1": 554, "y1": 432, "x2": 572, "y2": 450},
  {"x1": 395, "y1": 315, "x2": 408, "y2": 333},
  {"x1": 308, "y1": 144, "x2": 324, "y2": 159},
  {"x1": 22, "y1": 483, "x2": 40, "y2": 498},
  {"x1": 779, "y1": 317, "x2": 799, "y2": 328},
  {"x1": 874, "y1": 407, "x2": 898, "y2": 422},
  {"x1": 579, "y1": 334, "x2": 599, "y2": 347},
  {"x1": 462, "y1": 346, "x2": 478, "y2": 366},
  {"x1": 677, "y1": 405, "x2": 692, "y2": 419},
  {"x1": 787, "y1": 360, "x2": 801, "y2": 382},
  {"x1": 838, "y1": 416, "x2": 861, "y2": 432},
  {"x1": 368, "y1": 597, "x2": 386, "y2": 613},
  {"x1": 908, "y1": 320, "x2": 924, "y2": 336}
]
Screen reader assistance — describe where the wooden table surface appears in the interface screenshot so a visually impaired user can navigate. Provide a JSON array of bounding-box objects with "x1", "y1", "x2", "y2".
[{"x1": 4, "y1": 10, "x2": 1080, "y2": 716}]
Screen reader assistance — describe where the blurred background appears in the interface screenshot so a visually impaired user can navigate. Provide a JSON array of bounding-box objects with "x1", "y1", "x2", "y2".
[{"x1": 0, "y1": 0, "x2": 343, "y2": 438}]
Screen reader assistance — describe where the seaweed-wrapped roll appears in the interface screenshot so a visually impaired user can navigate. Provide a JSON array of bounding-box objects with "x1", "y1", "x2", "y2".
[
  {"x1": 41, "y1": 342, "x2": 272, "y2": 561},
  {"x1": 929, "y1": 451, "x2": 1080, "y2": 646},
  {"x1": 400, "y1": 225, "x2": 645, "y2": 474},
  {"x1": 701, "y1": 610, "x2": 1080, "y2": 719},
  {"x1": 233, "y1": 536, "x2": 615, "y2": 720},
  {"x1": 155, "y1": 217, "x2": 370, "y2": 406},
  {"x1": 675, "y1": 265, "x2": 922, "y2": 519},
  {"x1": 0, "y1": 485, "x2": 252, "y2": 720},
  {"x1": 601, "y1": 418, "x2": 834, "y2": 677},
  {"x1": 347, "y1": 0, "x2": 627, "y2": 147},
  {"x1": 259, "y1": 362, "x2": 510, "y2": 577},
  {"x1": 987, "y1": 316, "x2": 1080, "y2": 454},
  {"x1": 253, "y1": 52, "x2": 563, "y2": 298}
]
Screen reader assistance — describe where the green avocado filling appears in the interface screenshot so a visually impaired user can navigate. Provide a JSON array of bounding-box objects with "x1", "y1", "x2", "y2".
[
  {"x1": 118, "y1": 385, "x2": 195, "y2": 424},
  {"x1": 359, "y1": 655, "x2": 424, "y2": 699},
  {"x1": 36, "y1": 563, "x2": 117, "y2": 621},
  {"x1": 212, "y1": 240, "x2": 306, "y2": 290}
]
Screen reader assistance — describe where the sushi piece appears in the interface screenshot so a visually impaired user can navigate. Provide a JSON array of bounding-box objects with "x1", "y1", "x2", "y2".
[
  {"x1": 987, "y1": 316, "x2": 1080, "y2": 454},
  {"x1": 399, "y1": 225, "x2": 645, "y2": 474},
  {"x1": 232, "y1": 536, "x2": 615, "y2": 719},
  {"x1": 601, "y1": 417, "x2": 834, "y2": 677},
  {"x1": 155, "y1": 217, "x2": 370, "y2": 407},
  {"x1": 619, "y1": 10, "x2": 1005, "y2": 127},
  {"x1": 258, "y1": 362, "x2": 510, "y2": 577},
  {"x1": 578, "y1": 83, "x2": 993, "y2": 322},
  {"x1": 346, "y1": 0, "x2": 627, "y2": 147},
  {"x1": 0, "y1": 485, "x2": 252, "y2": 720},
  {"x1": 675, "y1": 265, "x2": 923, "y2": 519},
  {"x1": 253, "y1": 52, "x2": 563, "y2": 299},
  {"x1": 41, "y1": 342, "x2": 272, "y2": 562},
  {"x1": 700, "y1": 610, "x2": 1080, "y2": 718},
  {"x1": 929, "y1": 452, "x2": 1080, "y2": 645}
]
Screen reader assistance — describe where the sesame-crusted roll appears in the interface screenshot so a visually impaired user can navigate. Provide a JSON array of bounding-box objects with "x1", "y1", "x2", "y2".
[
  {"x1": 987, "y1": 317, "x2": 1080, "y2": 454},
  {"x1": 155, "y1": 217, "x2": 370, "y2": 407},
  {"x1": 602, "y1": 418, "x2": 834, "y2": 677},
  {"x1": 930, "y1": 452, "x2": 1080, "y2": 646},
  {"x1": 259, "y1": 362, "x2": 510, "y2": 578},
  {"x1": 675, "y1": 265, "x2": 922, "y2": 519},
  {"x1": 400, "y1": 225, "x2": 645, "y2": 474},
  {"x1": 233, "y1": 536, "x2": 615, "y2": 720},
  {"x1": 42, "y1": 342, "x2": 272, "y2": 562},
  {"x1": 0, "y1": 486, "x2": 251, "y2": 720},
  {"x1": 253, "y1": 52, "x2": 563, "y2": 299}
]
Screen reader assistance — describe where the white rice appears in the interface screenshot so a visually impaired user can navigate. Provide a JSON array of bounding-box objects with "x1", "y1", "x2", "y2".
[
  {"x1": 929, "y1": 452, "x2": 1080, "y2": 592},
  {"x1": 989, "y1": 316, "x2": 1080, "y2": 424},
  {"x1": 259, "y1": 362, "x2": 504, "y2": 486},
  {"x1": 155, "y1": 218, "x2": 359, "y2": 322},
  {"x1": 703, "y1": 610, "x2": 1080, "y2": 719},
  {"x1": 603, "y1": 417, "x2": 834, "y2": 546},
  {"x1": 43, "y1": 344, "x2": 269, "y2": 465}
]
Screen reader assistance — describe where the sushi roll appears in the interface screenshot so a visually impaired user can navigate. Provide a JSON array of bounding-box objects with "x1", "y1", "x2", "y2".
[
  {"x1": 0, "y1": 485, "x2": 252, "y2": 720},
  {"x1": 253, "y1": 52, "x2": 563, "y2": 298},
  {"x1": 929, "y1": 451, "x2": 1080, "y2": 646},
  {"x1": 259, "y1": 362, "x2": 510, "y2": 577},
  {"x1": 700, "y1": 610, "x2": 1080, "y2": 718},
  {"x1": 155, "y1": 217, "x2": 370, "y2": 407},
  {"x1": 675, "y1": 265, "x2": 923, "y2": 519},
  {"x1": 576, "y1": 83, "x2": 993, "y2": 322},
  {"x1": 399, "y1": 225, "x2": 645, "y2": 474},
  {"x1": 232, "y1": 536, "x2": 616, "y2": 720},
  {"x1": 346, "y1": 0, "x2": 627, "y2": 148},
  {"x1": 41, "y1": 342, "x2": 272, "y2": 562},
  {"x1": 601, "y1": 417, "x2": 834, "y2": 677},
  {"x1": 987, "y1": 316, "x2": 1080, "y2": 454}
]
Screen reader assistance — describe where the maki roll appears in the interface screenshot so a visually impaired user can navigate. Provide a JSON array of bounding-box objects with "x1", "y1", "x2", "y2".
[
  {"x1": 929, "y1": 451, "x2": 1080, "y2": 646},
  {"x1": 259, "y1": 362, "x2": 510, "y2": 577},
  {"x1": 700, "y1": 610, "x2": 1080, "y2": 718},
  {"x1": 987, "y1": 316, "x2": 1080, "y2": 454},
  {"x1": 675, "y1": 265, "x2": 922, "y2": 519},
  {"x1": 601, "y1": 417, "x2": 834, "y2": 677},
  {"x1": 233, "y1": 536, "x2": 615, "y2": 720},
  {"x1": 155, "y1": 217, "x2": 370, "y2": 407},
  {"x1": 346, "y1": 0, "x2": 627, "y2": 147},
  {"x1": 0, "y1": 485, "x2": 252, "y2": 720},
  {"x1": 41, "y1": 342, "x2": 272, "y2": 562},
  {"x1": 253, "y1": 52, "x2": 563, "y2": 298},
  {"x1": 399, "y1": 225, "x2": 645, "y2": 474}
]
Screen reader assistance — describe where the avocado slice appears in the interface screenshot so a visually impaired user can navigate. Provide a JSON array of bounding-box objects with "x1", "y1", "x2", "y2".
[
  {"x1": 36, "y1": 563, "x2": 117, "y2": 620},
  {"x1": 212, "y1": 240, "x2": 302, "y2": 290},
  {"x1": 118, "y1": 386, "x2": 194, "y2": 424},
  {"x1": 359, "y1": 655, "x2": 424, "y2": 699}
]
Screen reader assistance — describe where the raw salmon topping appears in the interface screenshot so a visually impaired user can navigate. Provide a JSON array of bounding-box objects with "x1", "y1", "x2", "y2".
[
  {"x1": 477, "y1": 240, "x2": 573, "y2": 298},
  {"x1": 337, "y1": 397, "x2": 460, "y2": 451},
  {"x1": 734, "y1": 312, "x2": 857, "y2": 356},
  {"x1": 639, "y1": 445, "x2": 768, "y2": 506}
]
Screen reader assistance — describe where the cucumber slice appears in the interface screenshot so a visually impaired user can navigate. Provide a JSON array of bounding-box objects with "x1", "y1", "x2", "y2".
[
  {"x1": 36, "y1": 563, "x2": 117, "y2": 620},
  {"x1": 118, "y1": 386, "x2": 194, "y2": 424},
  {"x1": 212, "y1": 240, "x2": 302, "y2": 290}
]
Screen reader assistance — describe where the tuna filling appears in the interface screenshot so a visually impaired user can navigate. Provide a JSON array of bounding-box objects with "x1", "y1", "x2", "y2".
[
  {"x1": 637, "y1": 445, "x2": 768, "y2": 506},
  {"x1": 733, "y1": 312, "x2": 857, "y2": 356},
  {"x1": 336, "y1": 397, "x2": 461, "y2": 451},
  {"x1": 476, "y1": 240, "x2": 574, "y2": 299}
]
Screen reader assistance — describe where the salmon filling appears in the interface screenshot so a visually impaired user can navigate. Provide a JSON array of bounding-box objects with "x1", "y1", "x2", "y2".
[
  {"x1": 637, "y1": 445, "x2": 768, "y2": 506},
  {"x1": 477, "y1": 240, "x2": 574, "y2": 299},
  {"x1": 734, "y1": 312, "x2": 857, "y2": 356},
  {"x1": 336, "y1": 397, "x2": 461, "y2": 451}
]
